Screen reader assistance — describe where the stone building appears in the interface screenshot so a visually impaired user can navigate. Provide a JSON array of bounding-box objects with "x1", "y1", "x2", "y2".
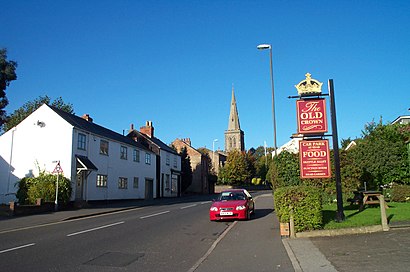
[
  {"x1": 171, "y1": 138, "x2": 211, "y2": 194},
  {"x1": 224, "y1": 86, "x2": 245, "y2": 152}
]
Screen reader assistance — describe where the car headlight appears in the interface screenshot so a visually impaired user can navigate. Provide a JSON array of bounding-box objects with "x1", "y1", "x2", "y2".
[
  {"x1": 210, "y1": 207, "x2": 218, "y2": 211},
  {"x1": 236, "y1": 205, "x2": 246, "y2": 210}
]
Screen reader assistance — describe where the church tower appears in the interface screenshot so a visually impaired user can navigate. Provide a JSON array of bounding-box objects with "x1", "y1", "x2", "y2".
[{"x1": 225, "y1": 86, "x2": 245, "y2": 152}]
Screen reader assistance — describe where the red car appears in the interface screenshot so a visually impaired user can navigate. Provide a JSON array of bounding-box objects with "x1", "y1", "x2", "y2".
[{"x1": 209, "y1": 189, "x2": 255, "y2": 221}]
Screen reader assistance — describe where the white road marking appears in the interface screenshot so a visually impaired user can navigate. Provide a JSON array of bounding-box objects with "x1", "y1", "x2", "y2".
[
  {"x1": 0, "y1": 243, "x2": 36, "y2": 254},
  {"x1": 187, "y1": 222, "x2": 237, "y2": 272},
  {"x1": 140, "y1": 211, "x2": 170, "y2": 219},
  {"x1": 200, "y1": 201, "x2": 212, "y2": 204},
  {"x1": 0, "y1": 207, "x2": 143, "y2": 235},
  {"x1": 180, "y1": 204, "x2": 197, "y2": 209},
  {"x1": 67, "y1": 221, "x2": 124, "y2": 237}
]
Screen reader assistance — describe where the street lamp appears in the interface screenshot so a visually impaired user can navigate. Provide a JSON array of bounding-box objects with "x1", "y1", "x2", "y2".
[
  {"x1": 257, "y1": 43, "x2": 278, "y2": 157},
  {"x1": 212, "y1": 139, "x2": 218, "y2": 171}
]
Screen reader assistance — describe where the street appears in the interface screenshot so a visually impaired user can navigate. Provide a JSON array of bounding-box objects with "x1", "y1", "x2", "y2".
[
  {"x1": 1, "y1": 197, "x2": 226, "y2": 271},
  {"x1": 0, "y1": 191, "x2": 292, "y2": 271}
]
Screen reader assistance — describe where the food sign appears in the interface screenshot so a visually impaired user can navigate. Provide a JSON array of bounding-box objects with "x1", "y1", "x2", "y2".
[
  {"x1": 296, "y1": 99, "x2": 327, "y2": 135},
  {"x1": 299, "y1": 139, "x2": 331, "y2": 178}
]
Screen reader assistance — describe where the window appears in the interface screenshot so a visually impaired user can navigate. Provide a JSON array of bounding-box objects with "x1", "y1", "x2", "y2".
[
  {"x1": 133, "y1": 177, "x2": 139, "y2": 188},
  {"x1": 166, "y1": 153, "x2": 170, "y2": 165},
  {"x1": 165, "y1": 174, "x2": 170, "y2": 190},
  {"x1": 100, "y1": 140, "x2": 109, "y2": 155},
  {"x1": 120, "y1": 146, "x2": 128, "y2": 160},
  {"x1": 78, "y1": 133, "x2": 86, "y2": 150},
  {"x1": 145, "y1": 153, "x2": 151, "y2": 165},
  {"x1": 97, "y1": 174, "x2": 108, "y2": 187},
  {"x1": 133, "y1": 149, "x2": 140, "y2": 162},
  {"x1": 173, "y1": 156, "x2": 177, "y2": 168},
  {"x1": 118, "y1": 177, "x2": 128, "y2": 189}
]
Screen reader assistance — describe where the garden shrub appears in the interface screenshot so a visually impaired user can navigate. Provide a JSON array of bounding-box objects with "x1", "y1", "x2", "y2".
[
  {"x1": 391, "y1": 184, "x2": 410, "y2": 202},
  {"x1": 16, "y1": 171, "x2": 72, "y2": 205},
  {"x1": 274, "y1": 186, "x2": 323, "y2": 232}
]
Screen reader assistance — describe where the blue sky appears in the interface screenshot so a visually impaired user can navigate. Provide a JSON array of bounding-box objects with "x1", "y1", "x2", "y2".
[{"x1": 2, "y1": 0, "x2": 409, "y2": 151}]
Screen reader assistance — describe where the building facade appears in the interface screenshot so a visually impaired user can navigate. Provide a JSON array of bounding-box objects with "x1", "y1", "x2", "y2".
[
  {"x1": 0, "y1": 104, "x2": 157, "y2": 204},
  {"x1": 171, "y1": 138, "x2": 210, "y2": 194},
  {"x1": 127, "y1": 121, "x2": 181, "y2": 198}
]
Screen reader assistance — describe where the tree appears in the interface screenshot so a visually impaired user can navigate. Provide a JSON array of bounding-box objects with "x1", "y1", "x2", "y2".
[
  {"x1": 0, "y1": 48, "x2": 17, "y2": 129},
  {"x1": 3, "y1": 95, "x2": 74, "y2": 132},
  {"x1": 179, "y1": 147, "x2": 193, "y2": 193},
  {"x1": 344, "y1": 121, "x2": 410, "y2": 188},
  {"x1": 218, "y1": 150, "x2": 251, "y2": 185}
]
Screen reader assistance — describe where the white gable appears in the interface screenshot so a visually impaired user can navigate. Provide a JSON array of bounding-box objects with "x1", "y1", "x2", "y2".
[{"x1": 0, "y1": 104, "x2": 74, "y2": 203}]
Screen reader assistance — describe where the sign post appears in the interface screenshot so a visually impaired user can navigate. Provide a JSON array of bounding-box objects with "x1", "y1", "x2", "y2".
[
  {"x1": 293, "y1": 73, "x2": 345, "y2": 222},
  {"x1": 329, "y1": 79, "x2": 345, "y2": 222},
  {"x1": 52, "y1": 161, "x2": 63, "y2": 212}
]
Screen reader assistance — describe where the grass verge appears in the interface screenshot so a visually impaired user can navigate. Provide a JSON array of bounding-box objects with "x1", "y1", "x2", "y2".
[{"x1": 322, "y1": 202, "x2": 410, "y2": 230}]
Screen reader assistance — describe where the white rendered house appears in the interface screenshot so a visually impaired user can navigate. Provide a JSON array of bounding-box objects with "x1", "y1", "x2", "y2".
[
  {"x1": 128, "y1": 121, "x2": 182, "y2": 198},
  {"x1": 0, "y1": 104, "x2": 157, "y2": 204}
]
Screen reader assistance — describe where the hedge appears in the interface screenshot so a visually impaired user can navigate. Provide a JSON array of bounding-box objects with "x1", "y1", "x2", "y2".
[
  {"x1": 391, "y1": 184, "x2": 410, "y2": 202},
  {"x1": 274, "y1": 186, "x2": 323, "y2": 232}
]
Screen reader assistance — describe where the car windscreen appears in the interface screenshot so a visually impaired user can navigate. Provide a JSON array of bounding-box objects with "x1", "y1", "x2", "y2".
[{"x1": 218, "y1": 191, "x2": 246, "y2": 201}]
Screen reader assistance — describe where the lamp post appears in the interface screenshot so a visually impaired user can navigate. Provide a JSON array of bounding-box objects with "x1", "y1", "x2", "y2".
[
  {"x1": 257, "y1": 44, "x2": 277, "y2": 157},
  {"x1": 212, "y1": 139, "x2": 218, "y2": 171}
]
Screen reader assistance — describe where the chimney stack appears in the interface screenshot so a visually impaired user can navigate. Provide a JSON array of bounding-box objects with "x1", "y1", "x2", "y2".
[
  {"x1": 182, "y1": 138, "x2": 191, "y2": 146},
  {"x1": 140, "y1": 121, "x2": 154, "y2": 138},
  {"x1": 81, "y1": 114, "x2": 93, "y2": 123}
]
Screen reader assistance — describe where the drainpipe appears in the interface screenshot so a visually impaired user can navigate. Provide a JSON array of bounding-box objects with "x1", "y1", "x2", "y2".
[{"x1": 7, "y1": 127, "x2": 17, "y2": 194}]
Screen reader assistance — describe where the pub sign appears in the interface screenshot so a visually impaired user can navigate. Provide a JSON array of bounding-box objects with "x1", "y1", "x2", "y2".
[
  {"x1": 299, "y1": 139, "x2": 331, "y2": 178},
  {"x1": 296, "y1": 98, "x2": 328, "y2": 135}
]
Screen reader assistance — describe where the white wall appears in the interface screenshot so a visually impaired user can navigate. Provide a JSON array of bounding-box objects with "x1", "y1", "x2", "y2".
[
  {"x1": 0, "y1": 105, "x2": 74, "y2": 204},
  {"x1": 79, "y1": 131, "x2": 156, "y2": 201},
  {"x1": 0, "y1": 104, "x2": 158, "y2": 204},
  {"x1": 160, "y1": 150, "x2": 181, "y2": 197}
]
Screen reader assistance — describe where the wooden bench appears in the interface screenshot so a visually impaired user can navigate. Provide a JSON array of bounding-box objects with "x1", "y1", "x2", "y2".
[
  {"x1": 360, "y1": 191, "x2": 389, "y2": 211},
  {"x1": 348, "y1": 191, "x2": 389, "y2": 211}
]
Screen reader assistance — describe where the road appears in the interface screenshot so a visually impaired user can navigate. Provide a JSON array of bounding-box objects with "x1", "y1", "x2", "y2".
[
  {"x1": 1, "y1": 191, "x2": 285, "y2": 271},
  {"x1": 1, "y1": 197, "x2": 228, "y2": 271}
]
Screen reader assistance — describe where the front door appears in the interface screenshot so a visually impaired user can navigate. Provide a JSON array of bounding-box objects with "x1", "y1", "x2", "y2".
[
  {"x1": 75, "y1": 172, "x2": 84, "y2": 200},
  {"x1": 145, "y1": 178, "x2": 153, "y2": 200}
]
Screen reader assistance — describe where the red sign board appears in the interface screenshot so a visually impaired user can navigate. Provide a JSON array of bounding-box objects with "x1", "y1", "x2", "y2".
[
  {"x1": 296, "y1": 99, "x2": 328, "y2": 135},
  {"x1": 299, "y1": 140, "x2": 331, "y2": 179}
]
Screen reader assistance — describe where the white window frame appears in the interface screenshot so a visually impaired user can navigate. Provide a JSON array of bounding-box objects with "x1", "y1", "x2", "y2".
[
  {"x1": 133, "y1": 149, "x2": 140, "y2": 162},
  {"x1": 100, "y1": 140, "x2": 109, "y2": 155},
  {"x1": 173, "y1": 156, "x2": 177, "y2": 168},
  {"x1": 145, "y1": 153, "x2": 151, "y2": 165},
  {"x1": 166, "y1": 153, "x2": 170, "y2": 166},
  {"x1": 120, "y1": 146, "x2": 128, "y2": 160},
  {"x1": 133, "y1": 177, "x2": 139, "y2": 188},
  {"x1": 78, "y1": 133, "x2": 86, "y2": 150},
  {"x1": 118, "y1": 177, "x2": 128, "y2": 189},
  {"x1": 97, "y1": 174, "x2": 108, "y2": 187}
]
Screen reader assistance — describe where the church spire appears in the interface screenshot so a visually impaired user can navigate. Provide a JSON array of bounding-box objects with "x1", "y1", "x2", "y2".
[
  {"x1": 225, "y1": 85, "x2": 245, "y2": 152},
  {"x1": 228, "y1": 85, "x2": 241, "y2": 130}
]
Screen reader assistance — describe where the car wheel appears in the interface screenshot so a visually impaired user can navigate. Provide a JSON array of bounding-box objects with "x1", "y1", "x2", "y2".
[{"x1": 246, "y1": 209, "x2": 251, "y2": 220}]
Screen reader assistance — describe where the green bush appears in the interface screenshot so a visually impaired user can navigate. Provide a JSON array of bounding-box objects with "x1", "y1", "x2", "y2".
[
  {"x1": 274, "y1": 186, "x2": 323, "y2": 232},
  {"x1": 16, "y1": 171, "x2": 72, "y2": 205},
  {"x1": 391, "y1": 184, "x2": 410, "y2": 202}
]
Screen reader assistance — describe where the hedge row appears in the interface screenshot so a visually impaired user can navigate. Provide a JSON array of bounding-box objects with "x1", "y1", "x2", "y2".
[
  {"x1": 391, "y1": 184, "x2": 410, "y2": 202},
  {"x1": 274, "y1": 186, "x2": 322, "y2": 232}
]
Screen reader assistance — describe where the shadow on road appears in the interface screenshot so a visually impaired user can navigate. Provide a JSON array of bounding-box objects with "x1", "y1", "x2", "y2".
[{"x1": 253, "y1": 208, "x2": 274, "y2": 220}]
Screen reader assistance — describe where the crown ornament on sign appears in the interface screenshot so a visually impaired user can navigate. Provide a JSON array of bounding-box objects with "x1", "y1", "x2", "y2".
[{"x1": 295, "y1": 73, "x2": 323, "y2": 96}]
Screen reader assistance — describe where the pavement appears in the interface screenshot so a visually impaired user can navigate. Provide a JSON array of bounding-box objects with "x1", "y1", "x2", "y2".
[{"x1": 1, "y1": 193, "x2": 410, "y2": 272}]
